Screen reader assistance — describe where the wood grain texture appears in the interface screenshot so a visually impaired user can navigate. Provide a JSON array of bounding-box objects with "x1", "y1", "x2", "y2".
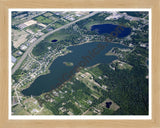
[{"x1": 0, "y1": 0, "x2": 160, "y2": 128}]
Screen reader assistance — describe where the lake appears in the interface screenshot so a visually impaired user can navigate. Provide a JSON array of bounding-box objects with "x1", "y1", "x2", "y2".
[
  {"x1": 51, "y1": 39, "x2": 58, "y2": 42},
  {"x1": 22, "y1": 24, "x2": 131, "y2": 96},
  {"x1": 91, "y1": 24, "x2": 131, "y2": 38},
  {"x1": 22, "y1": 42, "x2": 129, "y2": 96}
]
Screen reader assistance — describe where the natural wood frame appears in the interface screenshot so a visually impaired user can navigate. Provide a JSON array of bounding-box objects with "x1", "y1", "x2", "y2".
[{"x1": 0, "y1": 0, "x2": 160, "y2": 127}]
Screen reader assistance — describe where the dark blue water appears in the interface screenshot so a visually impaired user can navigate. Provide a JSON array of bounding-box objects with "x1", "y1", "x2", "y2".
[
  {"x1": 51, "y1": 39, "x2": 58, "y2": 42},
  {"x1": 22, "y1": 42, "x2": 129, "y2": 96},
  {"x1": 106, "y1": 102, "x2": 112, "y2": 108},
  {"x1": 22, "y1": 24, "x2": 131, "y2": 96},
  {"x1": 91, "y1": 24, "x2": 131, "y2": 38}
]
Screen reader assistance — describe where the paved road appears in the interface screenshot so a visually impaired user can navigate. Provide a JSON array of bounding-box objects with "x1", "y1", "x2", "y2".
[{"x1": 12, "y1": 12, "x2": 98, "y2": 75}]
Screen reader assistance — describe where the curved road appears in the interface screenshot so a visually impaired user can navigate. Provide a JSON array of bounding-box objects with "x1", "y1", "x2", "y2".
[{"x1": 12, "y1": 12, "x2": 98, "y2": 75}]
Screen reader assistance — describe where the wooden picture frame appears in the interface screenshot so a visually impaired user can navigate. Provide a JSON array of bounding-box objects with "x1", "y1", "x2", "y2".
[{"x1": 0, "y1": 0, "x2": 160, "y2": 127}]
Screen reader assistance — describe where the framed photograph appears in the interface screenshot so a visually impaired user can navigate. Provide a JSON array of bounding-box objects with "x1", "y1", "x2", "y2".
[{"x1": 0, "y1": 0, "x2": 160, "y2": 128}]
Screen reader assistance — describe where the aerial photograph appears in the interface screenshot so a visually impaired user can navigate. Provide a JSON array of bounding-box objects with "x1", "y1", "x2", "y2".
[{"x1": 11, "y1": 10, "x2": 149, "y2": 116}]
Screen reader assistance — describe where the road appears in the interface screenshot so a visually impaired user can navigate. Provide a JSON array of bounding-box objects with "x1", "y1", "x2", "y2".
[{"x1": 12, "y1": 12, "x2": 98, "y2": 75}]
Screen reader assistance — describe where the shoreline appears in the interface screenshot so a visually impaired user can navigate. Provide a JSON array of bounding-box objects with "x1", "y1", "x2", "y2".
[{"x1": 21, "y1": 41, "x2": 125, "y2": 96}]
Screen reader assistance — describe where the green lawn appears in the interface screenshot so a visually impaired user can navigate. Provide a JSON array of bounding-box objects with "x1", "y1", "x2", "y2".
[
  {"x1": 35, "y1": 16, "x2": 53, "y2": 25},
  {"x1": 45, "y1": 30, "x2": 69, "y2": 42},
  {"x1": 12, "y1": 104, "x2": 29, "y2": 115}
]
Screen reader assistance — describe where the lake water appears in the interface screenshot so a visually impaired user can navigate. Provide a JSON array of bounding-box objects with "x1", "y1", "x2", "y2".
[
  {"x1": 22, "y1": 42, "x2": 129, "y2": 96},
  {"x1": 51, "y1": 39, "x2": 58, "y2": 42},
  {"x1": 22, "y1": 24, "x2": 131, "y2": 96},
  {"x1": 91, "y1": 24, "x2": 131, "y2": 38}
]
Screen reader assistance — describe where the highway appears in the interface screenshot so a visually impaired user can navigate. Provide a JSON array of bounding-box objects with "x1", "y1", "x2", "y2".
[{"x1": 12, "y1": 12, "x2": 98, "y2": 75}]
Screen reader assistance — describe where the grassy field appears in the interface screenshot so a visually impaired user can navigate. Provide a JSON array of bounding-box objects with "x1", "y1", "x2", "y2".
[
  {"x1": 26, "y1": 24, "x2": 43, "y2": 33},
  {"x1": 34, "y1": 15, "x2": 53, "y2": 25},
  {"x1": 12, "y1": 104, "x2": 29, "y2": 115},
  {"x1": 45, "y1": 30, "x2": 70, "y2": 42},
  {"x1": 43, "y1": 12, "x2": 53, "y2": 17},
  {"x1": 54, "y1": 22, "x2": 62, "y2": 28}
]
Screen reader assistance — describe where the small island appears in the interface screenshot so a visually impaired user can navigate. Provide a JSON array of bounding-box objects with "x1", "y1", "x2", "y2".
[{"x1": 63, "y1": 61, "x2": 74, "y2": 67}]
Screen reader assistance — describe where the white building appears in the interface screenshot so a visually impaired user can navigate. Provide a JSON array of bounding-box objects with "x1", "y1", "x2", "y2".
[{"x1": 20, "y1": 45, "x2": 27, "y2": 51}]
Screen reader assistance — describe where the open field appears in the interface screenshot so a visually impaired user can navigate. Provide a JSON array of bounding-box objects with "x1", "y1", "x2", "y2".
[
  {"x1": 12, "y1": 29, "x2": 29, "y2": 48},
  {"x1": 25, "y1": 24, "x2": 43, "y2": 33},
  {"x1": 34, "y1": 15, "x2": 53, "y2": 25}
]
